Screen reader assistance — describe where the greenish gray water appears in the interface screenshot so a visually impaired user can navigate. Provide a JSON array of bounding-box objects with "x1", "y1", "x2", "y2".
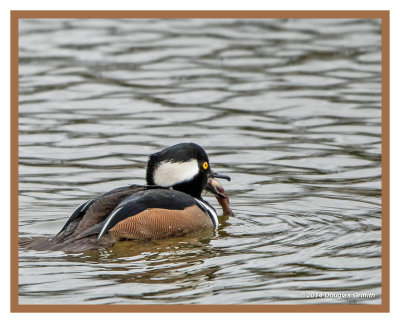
[{"x1": 18, "y1": 18, "x2": 382, "y2": 305}]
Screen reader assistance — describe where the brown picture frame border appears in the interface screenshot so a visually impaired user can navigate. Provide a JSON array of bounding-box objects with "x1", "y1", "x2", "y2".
[{"x1": 10, "y1": 10, "x2": 390, "y2": 313}]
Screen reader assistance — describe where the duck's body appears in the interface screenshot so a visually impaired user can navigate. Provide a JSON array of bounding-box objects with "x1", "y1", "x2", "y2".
[{"x1": 23, "y1": 143, "x2": 231, "y2": 252}]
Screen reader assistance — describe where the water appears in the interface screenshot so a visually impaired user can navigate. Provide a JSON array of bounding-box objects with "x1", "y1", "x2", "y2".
[{"x1": 18, "y1": 18, "x2": 382, "y2": 305}]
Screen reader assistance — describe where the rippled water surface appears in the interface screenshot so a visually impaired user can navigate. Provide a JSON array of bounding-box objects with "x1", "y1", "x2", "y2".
[{"x1": 18, "y1": 18, "x2": 382, "y2": 305}]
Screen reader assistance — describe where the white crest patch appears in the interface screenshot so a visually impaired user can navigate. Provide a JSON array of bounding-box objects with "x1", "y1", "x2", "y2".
[{"x1": 153, "y1": 159, "x2": 199, "y2": 187}]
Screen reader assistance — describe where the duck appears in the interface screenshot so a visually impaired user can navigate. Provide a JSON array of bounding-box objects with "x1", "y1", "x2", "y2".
[{"x1": 23, "y1": 143, "x2": 232, "y2": 252}]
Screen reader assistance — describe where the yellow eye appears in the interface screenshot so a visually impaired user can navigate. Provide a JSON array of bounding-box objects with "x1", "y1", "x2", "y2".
[{"x1": 202, "y1": 162, "x2": 209, "y2": 170}]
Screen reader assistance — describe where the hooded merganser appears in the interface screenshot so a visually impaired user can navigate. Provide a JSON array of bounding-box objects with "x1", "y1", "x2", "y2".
[{"x1": 23, "y1": 143, "x2": 232, "y2": 252}]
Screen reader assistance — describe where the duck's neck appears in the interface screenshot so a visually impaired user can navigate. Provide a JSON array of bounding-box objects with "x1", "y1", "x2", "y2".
[{"x1": 172, "y1": 173, "x2": 206, "y2": 199}]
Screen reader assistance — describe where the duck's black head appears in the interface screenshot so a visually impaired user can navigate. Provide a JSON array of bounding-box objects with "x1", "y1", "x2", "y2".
[{"x1": 146, "y1": 143, "x2": 230, "y2": 199}]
